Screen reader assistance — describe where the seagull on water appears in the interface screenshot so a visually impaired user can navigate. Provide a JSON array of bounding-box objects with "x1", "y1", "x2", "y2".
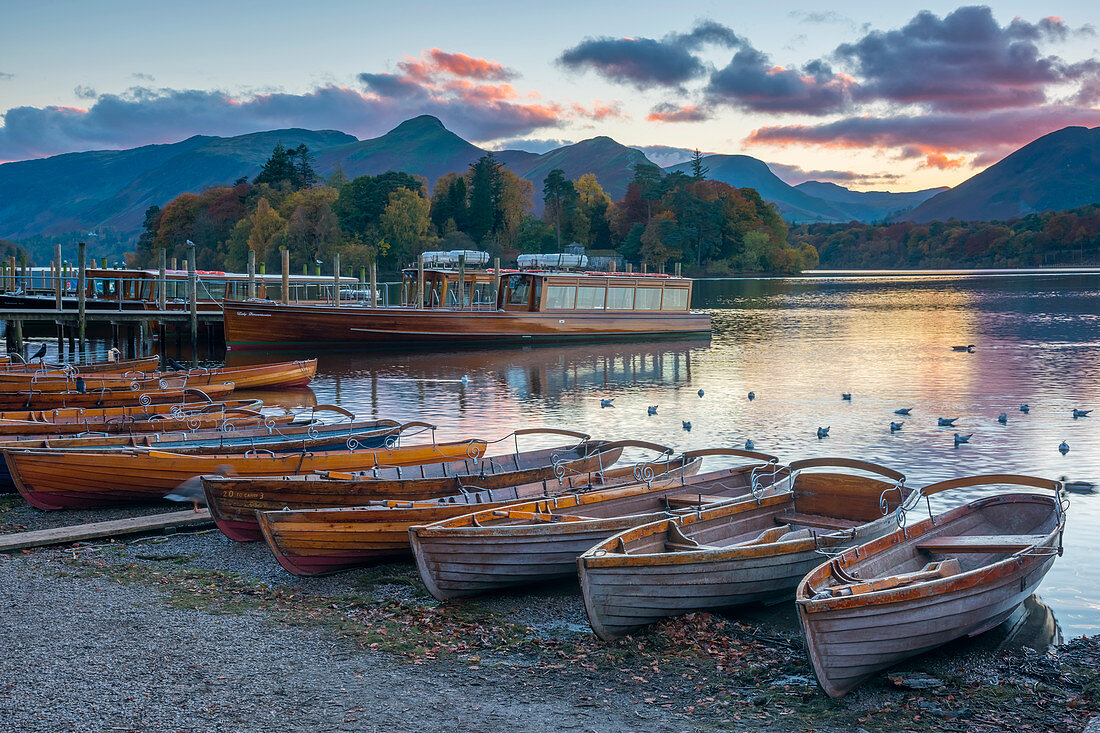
[
  {"x1": 1073, "y1": 409, "x2": 1091, "y2": 418},
  {"x1": 1020, "y1": 404, "x2": 1030, "y2": 413},
  {"x1": 747, "y1": 391, "x2": 755, "y2": 401},
  {"x1": 894, "y1": 408, "x2": 912, "y2": 415},
  {"x1": 1059, "y1": 441, "x2": 1070, "y2": 455},
  {"x1": 600, "y1": 398, "x2": 614, "y2": 408},
  {"x1": 997, "y1": 413, "x2": 1008, "y2": 424},
  {"x1": 817, "y1": 426, "x2": 830, "y2": 439},
  {"x1": 647, "y1": 405, "x2": 658, "y2": 415},
  {"x1": 1061, "y1": 476, "x2": 1095, "y2": 493},
  {"x1": 697, "y1": 389, "x2": 704, "y2": 398},
  {"x1": 890, "y1": 422, "x2": 903, "y2": 432},
  {"x1": 954, "y1": 433, "x2": 972, "y2": 446},
  {"x1": 744, "y1": 439, "x2": 755, "y2": 450},
  {"x1": 841, "y1": 393, "x2": 851, "y2": 401},
  {"x1": 951, "y1": 345, "x2": 976, "y2": 352},
  {"x1": 682, "y1": 421, "x2": 692, "y2": 431},
  {"x1": 938, "y1": 418, "x2": 958, "y2": 427}
]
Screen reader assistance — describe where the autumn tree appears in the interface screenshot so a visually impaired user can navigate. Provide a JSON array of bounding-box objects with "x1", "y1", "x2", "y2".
[
  {"x1": 246, "y1": 198, "x2": 286, "y2": 266},
  {"x1": 379, "y1": 188, "x2": 432, "y2": 269}
]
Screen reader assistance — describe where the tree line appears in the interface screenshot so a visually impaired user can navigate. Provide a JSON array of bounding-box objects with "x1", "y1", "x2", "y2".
[
  {"x1": 790, "y1": 204, "x2": 1100, "y2": 269},
  {"x1": 130, "y1": 143, "x2": 815, "y2": 276}
]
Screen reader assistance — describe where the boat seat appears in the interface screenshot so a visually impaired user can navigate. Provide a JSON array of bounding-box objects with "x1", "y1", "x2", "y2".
[
  {"x1": 776, "y1": 513, "x2": 859, "y2": 530},
  {"x1": 733, "y1": 525, "x2": 814, "y2": 547},
  {"x1": 664, "y1": 522, "x2": 721, "y2": 552},
  {"x1": 916, "y1": 534, "x2": 1047, "y2": 554},
  {"x1": 664, "y1": 493, "x2": 731, "y2": 508},
  {"x1": 487, "y1": 510, "x2": 583, "y2": 523},
  {"x1": 829, "y1": 558, "x2": 962, "y2": 597}
]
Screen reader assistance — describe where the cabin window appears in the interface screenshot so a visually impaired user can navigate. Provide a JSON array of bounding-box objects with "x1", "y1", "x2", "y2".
[
  {"x1": 575, "y1": 286, "x2": 606, "y2": 309},
  {"x1": 472, "y1": 282, "x2": 496, "y2": 307},
  {"x1": 661, "y1": 288, "x2": 689, "y2": 310},
  {"x1": 506, "y1": 277, "x2": 531, "y2": 306},
  {"x1": 606, "y1": 286, "x2": 634, "y2": 310},
  {"x1": 635, "y1": 287, "x2": 662, "y2": 310},
  {"x1": 545, "y1": 285, "x2": 577, "y2": 309},
  {"x1": 201, "y1": 281, "x2": 227, "y2": 301}
]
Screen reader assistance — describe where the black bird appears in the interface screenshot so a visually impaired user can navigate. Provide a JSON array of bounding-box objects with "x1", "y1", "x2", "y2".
[
  {"x1": 166, "y1": 357, "x2": 185, "y2": 371},
  {"x1": 75, "y1": 376, "x2": 86, "y2": 394},
  {"x1": 30, "y1": 344, "x2": 47, "y2": 361}
]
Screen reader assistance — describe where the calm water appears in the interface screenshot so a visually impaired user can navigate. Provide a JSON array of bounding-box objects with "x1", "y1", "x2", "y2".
[{"x1": 38, "y1": 270, "x2": 1100, "y2": 639}]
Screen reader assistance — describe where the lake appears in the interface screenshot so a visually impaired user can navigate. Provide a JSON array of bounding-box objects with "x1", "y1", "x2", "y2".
[{"x1": 35, "y1": 269, "x2": 1100, "y2": 639}]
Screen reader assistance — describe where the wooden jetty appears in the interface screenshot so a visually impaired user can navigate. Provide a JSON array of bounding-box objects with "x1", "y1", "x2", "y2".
[{"x1": 0, "y1": 509, "x2": 213, "y2": 552}]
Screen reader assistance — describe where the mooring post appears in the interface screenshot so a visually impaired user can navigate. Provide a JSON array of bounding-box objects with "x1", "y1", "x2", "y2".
[
  {"x1": 12, "y1": 318, "x2": 22, "y2": 354},
  {"x1": 158, "y1": 248, "x2": 167, "y2": 312},
  {"x1": 77, "y1": 242, "x2": 87, "y2": 345},
  {"x1": 675, "y1": 262, "x2": 681, "y2": 277},
  {"x1": 416, "y1": 253, "x2": 425, "y2": 310},
  {"x1": 54, "y1": 244, "x2": 62, "y2": 310},
  {"x1": 333, "y1": 252, "x2": 341, "y2": 307},
  {"x1": 170, "y1": 257, "x2": 177, "y2": 271},
  {"x1": 281, "y1": 248, "x2": 290, "y2": 304},
  {"x1": 247, "y1": 249, "x2": 256, "y2": 300},
  {"x1": 187, "y1": 242, "x2": 197, "y2": 356},
  {"x1": 369, "y1": 261, "x2": 377, "y2": 309},
  {"x1": 493, "y1": 258, "x2": 501, "y2": 309},
  {"x1": 457, "y1": 253, "x2": 466, "y2": 310}
]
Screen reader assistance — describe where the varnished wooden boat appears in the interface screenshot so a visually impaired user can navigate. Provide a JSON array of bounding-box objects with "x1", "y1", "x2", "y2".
[
  {"x1": 0, "y1": 399, "x2": 265, "y2": 435},
  {"x1": 0, "y1": 382, "x2": 236, "y2": 410},
  {"x1": 577, "y1": 458, "x2": 915, "y2": 641},
  {"x1": 411, "y1": 448, "x2": 786, "y2": 601},
  {"x1": 0, "y1": 355, "x2": 161, "y2": 373},
  {"x1": 0, "y1": 359, "x2": 317, "y2": 392},
  {"x1": 0, "y1": 398, "x2": 262, "y2": 423},
  {"x1": 0, "y1": 413, "x2": 406, "y2": 492},
  {"x1": 203, "y1": 430, "x2": 625, "y2": 542},
  {"x1": 796, "y1": 474, "x2": 1065, "y2": 698},
  {"x1": 5, "y1": 435, "x2": 486, "y2": 510},
  {"x1": 256, "y1": 447, "x2": 703, "y2": 575}
]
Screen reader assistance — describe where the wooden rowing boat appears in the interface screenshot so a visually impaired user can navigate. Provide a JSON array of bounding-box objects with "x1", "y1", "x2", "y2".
[
  {"x1": 796, "y1": 474, "x2": 1065, "y2": 698},
  {"x1": 0, "y1": 355, "x2": 161, "y2": 374},
  {"x1": 0, "y1": 359, "x2": 317, "y2": 392},
  {"x1": 0, "y1": 399, "x2": 265, "y2": 435},
  {"x1": 5, "y1": 435, "x2": 487, "y2": 510},
  {"x1": 0, "y1": 382, "x2": 235, "y2": 410},
  {"x1": 256, "y1": 447, "x2": 703, "y2": 575},
  {"x1": 203, "y1": 430, "x2": 625, "y2": 542},
  {"x1": 0, "y1": 398, "x2": 262, "y2": 423},
  {"x1": 411, "y1": 448, "x2": 786, "y2": 601},
  {"x1": 577, "y1": 458, "x2": 915, "y2": 641},
  {"x1": 0, "y1": 413, "x2": 406, "y2": 492}
]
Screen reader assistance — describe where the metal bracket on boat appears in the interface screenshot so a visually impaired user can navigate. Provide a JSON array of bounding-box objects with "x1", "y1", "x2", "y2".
[
  {"x1": 184, "y1": 388, "x2": 213, "y2": 403},
  {"x1": 346, "y1": 437, "x2": 361, "y2": 451},
  {"x1": 878, "y1": 479, "x2": 907, "y2": 517},
  {"x1": 137, "y1": 392, "x2": 152, "y2": 408},
  {"x1": 749, "y1": 460, "x2": 790, "y2": 502},
  {"x1": 923, "y1": 493, "x2": 937, "y2": 526},
  {"x1": 245, "y1": 448, "x2": 276, "y2": 457}
]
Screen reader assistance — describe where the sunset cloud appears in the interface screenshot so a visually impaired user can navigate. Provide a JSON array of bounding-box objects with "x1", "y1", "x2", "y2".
[
  {"x1": 706, "y1": 51, "x2": 855, "y2": 114},
  {"x1": 647, "y1": 103, "x2": 709, "y2": 122}
]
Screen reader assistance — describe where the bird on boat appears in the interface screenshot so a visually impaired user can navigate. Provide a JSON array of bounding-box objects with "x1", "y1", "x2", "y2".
[
  {"x1": 951, "y1": 345, "x2": 976, "y2": 352},
  {"x1": 1059, "y1": 441, "x2": 1070, "y2": 455},
  {"x1": 75, "y1": 376, "x2": 86, "y2": 394},
  {"x1": 997, "y1": 413, "x2": 1008, "y2": 424},
  {"x1": 747, "y1": 391, "x2": 756, "y2": 401},
  {"x1": 30, "y1": 344, "x2": 47, "y2": 362},
  {"x1": 954, "y1": 433, "x2": 972, "y2": 446},
  {"x1": 890, "y1": 422, "x2": 903, "y2": 432},
  {"x1": 600, "y1": 398, "x2": 614, "y2": 408},
  {"x1": 1061, "y1": 476, "x2": 1096, "y2": 494},
  {"x1": 647, "y1": 405, "x2": 658, "y2": 415},
  {"x1": 1073, "y1": 409, "x2": 1091, "y2": 418},
  {"x1": 938, "y1": 418, "x2": 958, "y2": 427},
  {"x1": 894, "y1": 408, "x2": 912, "y2": 415},
  {"x1": 817, "y1": 427, "x2": 830, "y2": 439},
  {"x1": 682, "y1": 421, "x2": 692, "y2": 431},
  {"x1": 842, "y1": 393, "x2": 852, "y2": 401},
  {"x1": 166, "y1": 357, "x2": 186, "y2": 371},
  {"x1": 697, "y1": 389, "x2": 704, "y2": 398},
  {"x1": 1020, "y1": 404, "x2": 1030, "y2": 413},
  {"x1": 744, "y1": 439, "x2": 755, "y2": 450}
]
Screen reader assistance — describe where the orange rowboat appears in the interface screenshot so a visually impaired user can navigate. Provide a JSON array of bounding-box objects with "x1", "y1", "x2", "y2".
[
  {"x1": 5, "y1": 436, "x2": 487, "y2": 510},
  {"x1": 0, "y1": 405, "x2": 292, "y2": 436},
  {"x1": 0, "y1": 359, "x2": 317, "y2": 392},
  {"x1": 0, "y1": 382, "x2": 236, "y2": 410},
  {"x1": 0, "y1": 355, "x2": 161, "y2": 374}
]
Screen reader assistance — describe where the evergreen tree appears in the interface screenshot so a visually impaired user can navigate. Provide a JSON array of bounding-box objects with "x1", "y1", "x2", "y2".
[
  {"x1": 467, "y1": 154, "x2": 503, "y2": 243},
  {"x1": 690, "y1": 149, "x2": 709, "y2": 181},
  {"x1": 542, "y1": 169, "x2": 578, "y2": 251},
  {"x1": 253, "y1": 143, "x2": 297, "y2": 188}
]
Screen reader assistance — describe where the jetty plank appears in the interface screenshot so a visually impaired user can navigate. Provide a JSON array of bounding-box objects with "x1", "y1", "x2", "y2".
[{"x1": 0, "y1": 509, "x2": 212, "y2": 552}]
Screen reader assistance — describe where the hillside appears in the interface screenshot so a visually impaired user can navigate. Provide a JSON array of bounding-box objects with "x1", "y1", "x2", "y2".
[
  {"x1": 0, "y1": 129, "x2": 356, "y2": 241},
  {"x1": 507, "y1": 137, "x2": 653, "y2": 200},
  {"x1": 906, "y1": 126, "x2": 1100, "y2": 222},
  {"x1": 794, "y1": 181, "x2": 946, "y2": 220}
]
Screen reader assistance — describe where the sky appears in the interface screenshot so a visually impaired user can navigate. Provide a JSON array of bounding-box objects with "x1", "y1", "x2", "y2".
[{"x1": 0, "y1": 0, "x2": 1098, "y2": 191}]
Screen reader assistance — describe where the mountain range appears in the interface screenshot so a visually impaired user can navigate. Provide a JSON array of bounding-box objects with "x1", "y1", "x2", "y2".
[{"x1": 0, "y1": 115, "x2": 1096, "y2": 259}]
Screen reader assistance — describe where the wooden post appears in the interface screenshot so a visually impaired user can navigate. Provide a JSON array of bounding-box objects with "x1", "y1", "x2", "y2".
[
  {"x1": 626, "y1": 263, "x2": 633, "y2": 274},
  {"x1": 54, "y1": 244, "x2": 62, "y2": 310},
  {"x1": 187, "y1": 244, "x2": 197, "y2": 351},
  {"x1": 368, "y1": 262, "x2": 377, "y2": 309},
  {"x1": 457, "y1": 252, "x2": 465, "y2": 310},
  {"x1": 332, "y1": 252, "x2": 341, "y2": 306},
  {"x1": 247, "y1": 249, "x2": 256, "y2": 299},
  {"x1": 675, "y1": 262, "x2": 681, "y2": 277},
  {"x1": 77, "y1": 242, "x2": 87, "y2": 344},
  {"x1": 281, "y1": 248, "x2": 290, "y2": 304},
  {"x1": 100, "y1": 256, "x2": 107, "y2": 269},
  {"x1": 610, "y1": 260, "x2": 617, "y2": 273},
  {"x1": 158, "y1": 248, "x2": 167, "y2": 311},
  {"x1": 416, "y1": 253, "x2": 424, "y2": 309},
  {"x1": 12, "y1": 318, "x2": 22, "y2": 353},
  {"x1": 642, "y1": 263, "x2": 647, "y2": 274},
  {"x1": 492, "y1": 258, "x2": 501, "y2": 310},
  {"x1": 171, "y1": 257, "x2": 177, "y2": 270}
]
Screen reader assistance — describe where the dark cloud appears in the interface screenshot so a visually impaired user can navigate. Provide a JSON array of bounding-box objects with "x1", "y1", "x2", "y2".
[
  {"x1": 745, "y1": 106, "x2": 1100, "y2": 167},
  {"x1": 558, "y1": 22, "x2": 743, "y2": 89},
  {"x1": 767, "y1": 161, "x2": 903, "y2": 186},
  {"x1": 73, "y1": 85, "x2": 97, "y2": 100},
  {"x1": 647, "y1": 103, "x2": 709, "y2": 122},
  {"x1": 835, "y1": 6, "x2": 1099, "y2": 111},
  {"x1": 357, "y1": 72, "x2": 428, "y2": 99},
  {"x1": 0, "y1": 83, "x2": 567, "y2": 162},
  {"x1": 706, "y1": 47, "x2": 854, "y2": 114}
]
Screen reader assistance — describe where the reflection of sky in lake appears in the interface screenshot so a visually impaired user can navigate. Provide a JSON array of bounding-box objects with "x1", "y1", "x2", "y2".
[{"x1": 58, "y1": 270, "x2": 1100, "y2": 638}]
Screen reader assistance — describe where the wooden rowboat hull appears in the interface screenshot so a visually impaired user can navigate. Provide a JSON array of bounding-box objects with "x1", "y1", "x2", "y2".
[
  {"x1": 796, "y1": 493, "x2": 1063, "y2": 697},
  {"x1": 4, "y1": 439, "x2": 485, "y2": 510},
  {"x1": 257, "y1": 457, "x2": 704, "y2": 575},
  {"x1": 0, "y1": 355, "x2": 160, "y2": 374},
  {"x1": 206, "y1": 443, "x2": 625, "y2": 542},
  {"x1": 0, "y1": 381, "x2": 235, "y2": 410}
]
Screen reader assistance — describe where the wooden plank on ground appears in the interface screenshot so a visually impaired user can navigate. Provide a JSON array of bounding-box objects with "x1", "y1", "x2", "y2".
[{"x1": 0, "y1": 509, "x2": 212, "y2": 552}]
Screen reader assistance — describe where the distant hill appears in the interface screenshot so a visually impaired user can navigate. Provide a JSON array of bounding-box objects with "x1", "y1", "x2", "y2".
[
  {"x1": 0, "y1": 129, "x2": 356, "y2": 241},
  {"x1": 906, "y1": 126, "x2": 1100, "y2": 222},
  {"x1": 794, "y1": 181, "x2": 946, "y2": 220},
  {"x1": 508, "y1": 137, "x2": 653, "y2": 200}
]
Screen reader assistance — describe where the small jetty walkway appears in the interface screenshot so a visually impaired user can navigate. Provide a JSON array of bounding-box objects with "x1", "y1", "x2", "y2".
[{"x1": 0, "y1": 509, "x2": 212, "y2": 552}]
